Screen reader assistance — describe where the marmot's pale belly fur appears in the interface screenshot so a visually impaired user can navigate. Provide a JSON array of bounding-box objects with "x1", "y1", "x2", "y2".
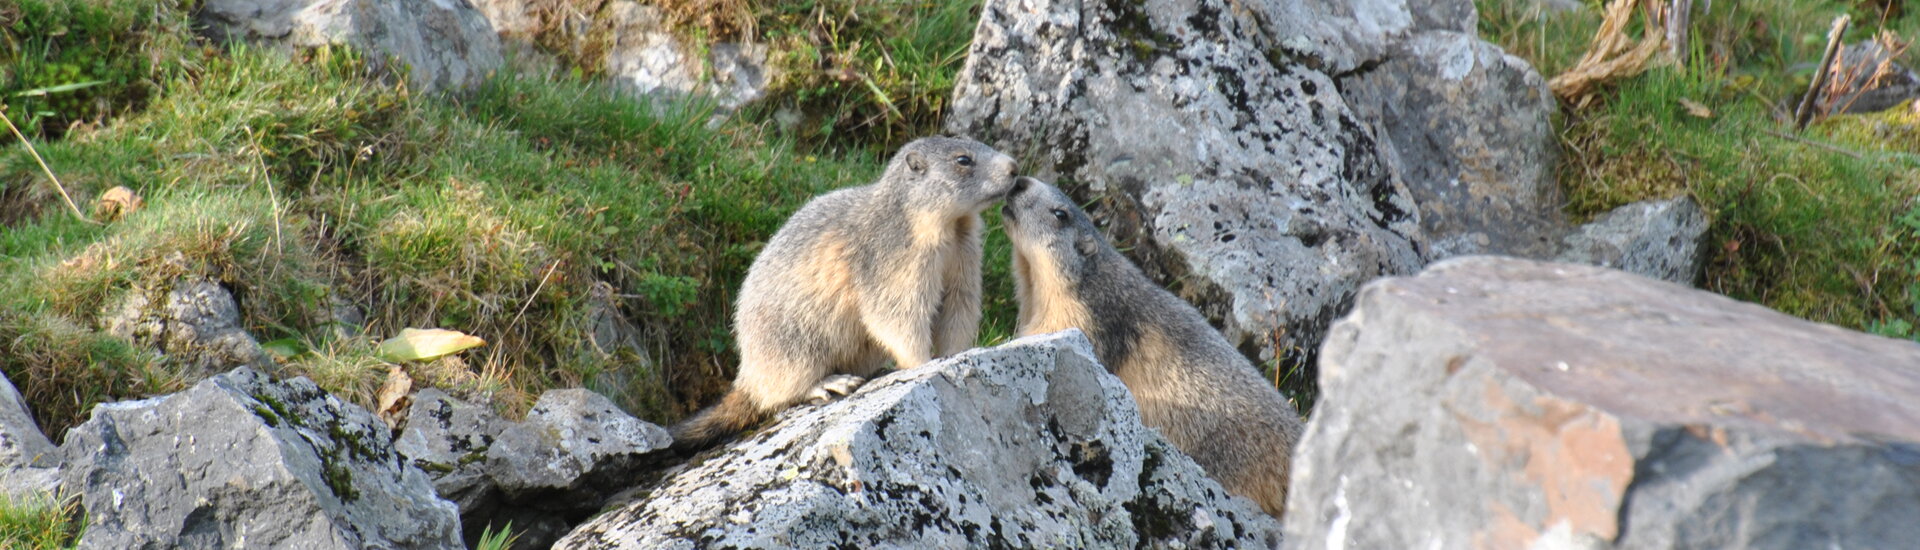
[
  {"x1": 1001, "y1": 177, "x2": 1305, "y2": 518},
  {"x1": 671, "y1": 137, "x2": 1016, "y2": 451}
]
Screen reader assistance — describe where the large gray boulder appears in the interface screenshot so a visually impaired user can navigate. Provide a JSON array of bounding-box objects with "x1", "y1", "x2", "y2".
[
  {"x1": 1343, "y1": 31, "x2": 1565, "y2": 259},
  {"x1": 199, "y1": 0, "x2": 504, "y2": 94},
  {"x1": 555, "y1": 331, "x2": 1283, "y2": 549},
  {"x1": 1287, "y1": 256, "x2": 1920, "y2": 548},
  {"x1": 0, "y1": 370, "x2": 58, "y2": 498},
  {"x1": 947, "y1": 0, "x2": 1426, "y2": 359},
  {"x1": 100, "y1": 276, "x2": 269, "y2": 378},
  {"x1": 60, "y1": 367, "x2": 462, "y2": 549},
  {"x1": 1556, "y1": 196, "x2": 1710, "y2": 285}
]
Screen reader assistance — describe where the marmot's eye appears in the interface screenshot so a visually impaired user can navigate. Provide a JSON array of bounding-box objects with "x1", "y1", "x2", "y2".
[
  {"x1": 1050, "y1": 209, "x2": 1069, "y2": 223},
  {"x1": 955, "y1": 155, "x2": 974, "y2": 167}
]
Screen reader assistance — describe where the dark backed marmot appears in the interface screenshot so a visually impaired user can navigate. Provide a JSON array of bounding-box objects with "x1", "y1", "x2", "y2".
[
  {"x1": 1001, "y1": 177, "x2": 1305, "y2": 518},
  {"x1": 671, "y1": 137, "x2": 1017, "y2": 450}
]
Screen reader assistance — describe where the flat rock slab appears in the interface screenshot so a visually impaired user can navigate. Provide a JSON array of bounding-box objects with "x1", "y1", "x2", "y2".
[
  {"x1": 1287, "y1": 256, "x2": 1920, "y2": 549},
  {"x1": 60, "y1": 368, "x2": 461, "y2": 549},
  {"x1": 556, "y1": 331, "x2": 1282, "y2": 549}
]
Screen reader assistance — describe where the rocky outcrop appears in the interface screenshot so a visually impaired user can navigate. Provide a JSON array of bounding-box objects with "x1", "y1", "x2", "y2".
[
  {"x1": 100, "y1": 276, "x2": 269, "y2": 378},
  {"x1": 1557, "y1": 196, "x2": 1710, "y2": 285},
  {"x1": 473, "y1": 0, "x2": 773, "y2": 110},
  {"x1": 396, "y1": 387, "x2": 670, "y2": 549},
  {"x1": 947, "y1": 0, "x2": 1426, "y2": 359},
  {"x1": 60, "y1": 367, "x2": 461, "y2": 549},
  {"x1": 1288, "y1": 256, "x2": 1920, "y2": 548},
  {"x1": 0, "y1": 370, "x2": 57, "y2": 498},
  {"x1": 555, "y1": 331, "x2": 1283, "y2": 549},
  {"x1": 198, "y1": 0, "x2": 504, "y2": 94},
  {"x1": 947, "y1": 0, "x2": 1571, "y2": 360},
  {"x1": 1343, "y1": 31, "x2": 1565, "y2": 259}
]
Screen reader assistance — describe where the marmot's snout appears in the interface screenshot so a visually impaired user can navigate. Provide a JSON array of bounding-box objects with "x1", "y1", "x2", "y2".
[
  {"x1": 1002, "y1": 177, "x2": 1040, "y2": 222},
  {"x1": 1009, "y1": 176, "x2": 1035, "y2": 197}
]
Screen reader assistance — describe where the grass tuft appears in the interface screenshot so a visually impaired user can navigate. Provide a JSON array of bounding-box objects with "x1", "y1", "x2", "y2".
[{"x1": 0, "y1": 492, "x2": 82, "y2": 550}]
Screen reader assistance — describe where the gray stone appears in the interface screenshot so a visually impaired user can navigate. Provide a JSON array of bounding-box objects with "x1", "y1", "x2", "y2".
[
  {"x1": 1823, "y1": 40, "x2": 1920, "y2": 115},
  {"x1": 0, "y1": 370, "x2": 58, "y2": 498},
  {"x1": 395, "y1": 387, "x2": 670, "y2": 550},
  {"x1": 1287, "y1": 256, "x2": 1920, "y2": 549},
  {"x1": 1556, "y1": 196, "x2": 1710, "y2": 285},
  {"x1": 199, "y1": 0, "x2": 504, "y2": 94},
  {"x1": 59, "y1": 367, "x2": 461, "y2": 549},
  {"x1": 473, "y1": 0, "x2": 774, "y2": 110},
  {"x1": 101, "y1": 277, "x2": 269, "y2": 377},
  {"x1": 486, "y1": 388, "x2": 671, "y2": 499},
  {"x1": 948, "y1": 0, "x2": 1426, "y2": 360},
  {"x1": 1344, "y1": 31, "x2": 1565, "y2": 259},
  {"x1": 555, "y1": 331, "x2": 1283, "y2": 550},
  {"x1": 394, "y1": 389, "x2": 503, "y2": 514},
  {"x1": 591, "y1": 1, "x2": 773, "y2": 111}
]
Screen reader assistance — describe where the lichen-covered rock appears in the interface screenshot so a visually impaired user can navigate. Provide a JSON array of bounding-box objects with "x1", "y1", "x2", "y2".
[
  {"x1": 394, "y1": 389, "x2": 503, "y2": 515},
  {"x1": 0, "y1": 370, "x2": 57, "y2": 498},
  {"x1": 1556, "y1": 196, "x2": 1710, "y2": 285},
  {"x1": 1288, "y1": 256, "x2": 1920, "y2": 549},
  {"x1": 1343, "y1": 31, "x2": 1564, "y2": 259},
  {"x1": 101, "y1": 277, "x2": 269, "y2": 378},
  {"x1": 555, "y1": 331, "x2": 1282, "y2": 549},
  {"x1": 487, "y1": 388, "x2": 671, "y2": 499},
  {"x1": 948, "y1": 0, "x2": 1425, "y2": 360},
  {"x1": 199, "y1": 0, "x2": 504, "y2": 94},
  {"x1": 59, "y1": 367, "x2": 461, "y2": 549},
  {"x1": 395, "y1": 387, "x2": 670, "y2": 549}
]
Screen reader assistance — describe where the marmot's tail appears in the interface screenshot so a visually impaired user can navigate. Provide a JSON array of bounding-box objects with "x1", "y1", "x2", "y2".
[{"x1": 669, "y1": 390, "x2": 764, "y2": 452}]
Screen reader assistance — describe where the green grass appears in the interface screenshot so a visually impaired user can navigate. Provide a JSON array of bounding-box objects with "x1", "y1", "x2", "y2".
[
  {"x1": 0, "y1": 0, "x2": 1015, "y2": 438},
  {"x1": 0, "y1": 492, "x2": 81, "y2": 550},
  {"x1": 473, "y1": 521, "x2": 518, "y2": 550},
  {"x1": 750, "y1": 0, "x2": 985, "y2": 151},
  {"x1": 0, "y1": 0, "x2": 193, "y2": 140},
  {"x1": 1478, "y1": 0, "x2": 1920, "y2": 340}
]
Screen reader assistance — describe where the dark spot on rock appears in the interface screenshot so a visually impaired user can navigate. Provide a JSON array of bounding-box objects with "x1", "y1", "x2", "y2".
[
  {"x1": 1069, "y1": 441, "x2": 1115, "y2": 488},
  {"x1": 1301, "y1": 80, "x2": 1317, "y2": 95}
]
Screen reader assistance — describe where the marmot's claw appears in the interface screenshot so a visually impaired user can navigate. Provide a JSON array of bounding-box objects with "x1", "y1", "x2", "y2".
[{"x1": 805, "y1": 374, "x2": 868, "y2": 405}]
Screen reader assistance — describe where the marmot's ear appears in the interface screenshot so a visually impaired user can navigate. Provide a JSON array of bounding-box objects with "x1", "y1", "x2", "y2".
[
  {"x1": 1074, "y1": 233, "x2": 1100, "y2": 258},
  {"x1": 904, "y1": 151, "x2": 927, "y2": 173}
]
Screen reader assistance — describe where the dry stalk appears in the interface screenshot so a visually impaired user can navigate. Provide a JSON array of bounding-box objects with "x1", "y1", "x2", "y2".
[
  {"x1": 1549, "y1": 0, "x2": 1670, "y2": 106},
  {"x1": 1794, "y1": 14, "x2": 1852, "y2": 130},
  {"x1": 0, "y1": 106, "x2": 97, "y2": 225}
]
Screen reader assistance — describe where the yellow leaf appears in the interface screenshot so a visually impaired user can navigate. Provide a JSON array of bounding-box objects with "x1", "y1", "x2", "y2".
[
  {"x1": 377, "y1": 328, "x2": 485, "y2": 362},
  {"x1": 1678, "y1": 97, "x2": 1713, "y2": 118}
]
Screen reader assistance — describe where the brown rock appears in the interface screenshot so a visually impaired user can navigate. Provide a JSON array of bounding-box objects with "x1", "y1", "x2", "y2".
[{"x1": 1287, "y1": 256, "x2": 1920, "y2": 549}]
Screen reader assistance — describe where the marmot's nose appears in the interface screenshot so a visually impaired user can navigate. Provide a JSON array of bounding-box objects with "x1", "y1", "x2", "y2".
[{"x1": 1010, "y1": 176, "x2": 1034, "y2": 197}]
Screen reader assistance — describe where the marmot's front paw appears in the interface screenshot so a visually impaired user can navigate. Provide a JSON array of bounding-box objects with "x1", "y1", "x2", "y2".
[{"x1": 804, "y1": 374, "x2": 867, "y2": 405}]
